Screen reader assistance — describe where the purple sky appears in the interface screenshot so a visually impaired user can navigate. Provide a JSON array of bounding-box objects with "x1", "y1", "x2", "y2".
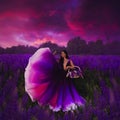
[{"x1": 0, "y1": 0, "x2": 120, "y2": 48}]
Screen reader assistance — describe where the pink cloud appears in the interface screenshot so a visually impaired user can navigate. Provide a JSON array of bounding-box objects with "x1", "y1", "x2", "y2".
[{"x1": 0, "y1": 0, "x2": 120, "y2": 48}]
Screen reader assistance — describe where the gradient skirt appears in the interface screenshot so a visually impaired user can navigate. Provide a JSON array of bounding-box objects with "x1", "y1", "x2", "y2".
[{"x1": 24, "y1": 47, "x2": 87, "y2": 112}]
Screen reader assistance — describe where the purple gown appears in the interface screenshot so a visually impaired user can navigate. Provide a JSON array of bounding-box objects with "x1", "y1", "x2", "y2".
[{"x1": 24, "y1": 47, "x2": 86, "y2": 112}]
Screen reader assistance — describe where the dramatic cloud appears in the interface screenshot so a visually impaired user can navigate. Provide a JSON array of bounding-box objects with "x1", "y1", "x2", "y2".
[
  {"x1": 0, "y1": 0, "x2": 120, "y2": 48},
  {"x1": 65, "y1": 0, "x2": 120, "y2": 41}
]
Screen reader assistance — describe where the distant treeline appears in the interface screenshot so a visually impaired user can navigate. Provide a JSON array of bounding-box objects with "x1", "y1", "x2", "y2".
[{"x1": 0, "y1": 37, "x2": 120, "y2": 55}]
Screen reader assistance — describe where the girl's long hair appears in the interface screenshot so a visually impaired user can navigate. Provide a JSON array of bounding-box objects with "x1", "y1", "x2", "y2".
[{"x1": 59, "y1": 50, "x2": 69, "y2": 68}]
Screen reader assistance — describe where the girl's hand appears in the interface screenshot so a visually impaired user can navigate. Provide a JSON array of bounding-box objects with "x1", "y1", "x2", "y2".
[
  {"x1": 66, "y1": 66, "x2": 70, "y2": 69},
  {"x1": 64, "y1": 66, "x2": 70, "y2": 70},
  {"x1": 67, "y1": 66, "x2": 74, "y2": 69}
]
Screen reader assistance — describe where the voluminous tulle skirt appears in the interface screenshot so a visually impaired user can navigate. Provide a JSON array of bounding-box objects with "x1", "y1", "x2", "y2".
[{"x1": 24, "y1": 47, "x2": 86, "y2": 112}]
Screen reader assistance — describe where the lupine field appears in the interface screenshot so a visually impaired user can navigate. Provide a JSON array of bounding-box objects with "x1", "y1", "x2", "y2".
[{"x1": 0, "y1": 54, "x2": 120, "y2": 120}]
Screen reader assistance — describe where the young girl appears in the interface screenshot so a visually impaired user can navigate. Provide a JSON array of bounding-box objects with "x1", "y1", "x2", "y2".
[{"x1": 24, "y1": 47, "x2": 86, "y2": 112}]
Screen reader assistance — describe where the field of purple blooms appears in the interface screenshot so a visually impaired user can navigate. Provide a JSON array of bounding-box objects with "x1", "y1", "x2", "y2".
[{"x1": 0, "y1": 54, "x2": 120, "y2": 120}]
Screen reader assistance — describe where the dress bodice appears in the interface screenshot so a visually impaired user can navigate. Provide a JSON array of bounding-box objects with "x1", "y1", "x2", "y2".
[
  {"x1": 57, "y1": 59, "x2": 71, "y2": 78},
  {"x1": 66, "y1": 59, "x2": 71, "y2": 67},
  {"x1": 62, "y1": 59, "x2": 71, "y2": 77}
]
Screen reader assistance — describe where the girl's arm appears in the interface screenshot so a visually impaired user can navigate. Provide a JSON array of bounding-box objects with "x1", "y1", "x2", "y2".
[
  {"x1": 53, "y1": 50, "x2": 57, "y2": 55},
  {"x1": 68, "y1": 60, "x2": 75, "y2": 69},
  {"x1": 64, "y1": 60, "x2": 75, "y2": 70},
  {"x1": 63, "y1": 64, "x2": 68, "y2": 71}
]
